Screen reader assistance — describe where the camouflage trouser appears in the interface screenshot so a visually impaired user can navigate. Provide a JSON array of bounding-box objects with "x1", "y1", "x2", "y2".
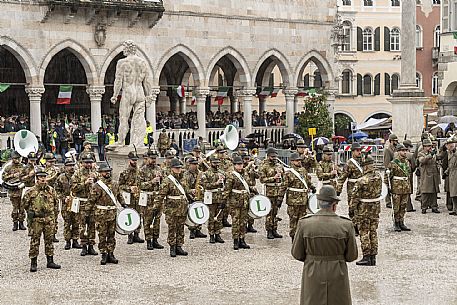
[
  {"x1": 265, "y1": 196, "x2": 281, "y2": 231},
  {"x1": 29, "y1": 217, "x2": 54, "y2": 258},
  {"x1": 222, "y1": 204, "x2": 230, "y2": 223},
  {"x1": 188, "y1": 224, "x2": 202, "y2": 232},
  {"x1": 53, "y1": 200, "x2": 59, "y2": 235},
  {"x1": 230, "y1": 207, "x2": 248, "y2": 239},
  {"x1": 358, "y1": 202, "x2": 380, "y2": 256},
  {"x1": 130, "y1": 203, "x2": 142, "y2": 234},
  {"x1": 207, "y1": 204, "x2": 223, "y2": 235},
  {"x1": 143, "y1": 205, "x2": 163, "y2": 240},
  {"x1": 62, "y1": 210, "x2": 80, "y2": 241},
  {"x1": 421, "y1": 193, "x2": 437, "y2": 210},
  {"x1": 96, "y1": 219, "x2": 116, "y2": 254},
  {"x1": 165, "y1": 214, "x2": 186, "y2": 246},
  {"x1": 287, "y1": 205, "x2": 307, "y2": 238},
  {"x1": 11, "y1": 196, "x2": 25, "y2": 222},
  {"x1": 392, "y1": 194, "x2": 408, "y2": 221},
  {"x1": 79, "y1": 208, "x2": 96, "y2": 245}
]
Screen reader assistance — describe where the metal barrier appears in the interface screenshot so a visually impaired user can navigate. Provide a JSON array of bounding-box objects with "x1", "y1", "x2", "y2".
[
  {"x1": 338, "y1": 144, "x2": 385, "y2": 169},
  {"x1": 258, "y1": 148, "x2": 292, "y2": 166}
]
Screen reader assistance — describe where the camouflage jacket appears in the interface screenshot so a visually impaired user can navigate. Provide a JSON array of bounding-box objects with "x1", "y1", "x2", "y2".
[
  {"x1": 139, "y1": 164, "x2": 162, "y2": 207},
  {"x1": 2, "y1": 162, "x2": 24, "y2": 197},
  {"x1": 316, "y1": 160, "x2": 338, "y2": 186},
  {"x1": 157, "y1": 172, "x2": 188, "y2": 217},
  {"x1": 54, "y1": 171, "x2": 73, "y2": 212},
  {"x1": 259, "y1": 159, "x2": 285, "y2": 197},
  {"x1": 284, "y1": 165, "x2": 313, "y2": 206},
  {"x1": 160, "y1": 162, "x2": 171, "y2": 177},
  {"x1": 21, "y1": 163, "x2": 36, "y2": 188},
  {"x1": 337, "y1": 156, "x2": 364, "y2": 195},
  {"x1": 351, "y1": 171, "x2": 383, "y2": 205},
  {"x1": 45, "y1": 165, "x2": 60, "y2": 186},
  {"x1": 157, "y1": 133, "x2": 170, "y2": 149},
  {"x1": 23, "y1": 184, "x2": 58, "y2": 219},
  {"x1": 224, "y1": 169, "x2": 256, "y2": 208},
  {"x1": 219, "y1": 158, "x2": 233, "y2": 172},
  {"x1": 119, "y1": 165, "x2": 140, "y2": 202},
  {"x1": 385, "y1": 157, "x2": 411, "y2": 195},
  {"x1": 71, "y1": 167, "x2": 97, "y2": 199},
  {"x1": 182, "y1": 169, "x2": 200, "y2": 202},
  {"x1": 89, "y1": 176, "x2": 124, "y2": 222},
  {"x1": 300, "y1": 153, "x2": 316, "y2": 172},
  {"x1": 200, "y1": 167, "x2": 225, "y2": 203},
  {"x1": 243, "y1": 162, "x2": 259, "y2": 187}
]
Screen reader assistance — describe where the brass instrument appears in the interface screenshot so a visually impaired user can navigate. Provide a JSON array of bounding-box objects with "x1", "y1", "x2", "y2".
[
  {"x1": 0, "y1": 161, "x2": 24, "y2": 190},
  {"x1": 195, "y1": 172, "x2": 204, "y2": 201}
]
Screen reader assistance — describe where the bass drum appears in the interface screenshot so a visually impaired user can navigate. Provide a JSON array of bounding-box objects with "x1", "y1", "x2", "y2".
[
  {"x1": 248, "y1": 195, "x2": 272, "y2": 219},
  {"x1": 116, "y1": 208, "x2": 141, "y2": 235},
  {"x1": 308, "y1": 193, "x2": 319, "y2": 214},
  {"x1": 186, "y1": 201, "x2": 210, "y2": 226}
]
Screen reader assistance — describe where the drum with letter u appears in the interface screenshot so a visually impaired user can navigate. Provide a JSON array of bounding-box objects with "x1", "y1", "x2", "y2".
[
  {"x1": 248, "y1": 195, "x2": 272, "y2": 219},
  {"x1": 186, "y1": 201, "x2": 210, "y2": 226},
  {"x1": 308, "y1": 193, "x2": 319, "y2": 214},
  {"x1": 116, "y1": 208, "x2": 141, "y2": 235}
]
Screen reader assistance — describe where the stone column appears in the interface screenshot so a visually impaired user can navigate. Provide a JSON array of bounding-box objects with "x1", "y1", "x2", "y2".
[
  {"x1": 195, "y1": 87, "x2": 210, "y2": 139},
  {"x1": 294, "y1": 96, "x2": 301, "y2": 113},
  {"x1": 230, "y1": 96, "x2": 239, "y2": 113},
  {"x1": 237, "y1": 88, "x2": 256, "y2": 136},
  {"x1": 146, "y1": 86, "x2": 161, "y2": 136},
  {"x1": 86, "y1": 86, "x2": 105, "y2": 133},
  {"x1": 283, "y1": 88, "x2": 298, "y2": 134},
  {"x1": 326, "y1": 90, "x2": 337, "y2": 134},
  {"x1": 259, "y1": 96, "x2": 266, "y2": 113},
  {"x1": 180, "y1": 93, "x2": 188, "y2": 115},
  {"x1": 25, "y1": 86, "x2": 45, "y2": 137}
]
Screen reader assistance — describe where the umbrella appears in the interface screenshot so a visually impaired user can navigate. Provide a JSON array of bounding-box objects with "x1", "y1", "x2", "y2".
[
  {"x1": 283, "y1": 133, "x2": 303, "y2": 140},
  {"x1": 313, "y1": 137, "x2": 329, "y2": 146},
  {"x1": 332, "y1": 135, "x2": 346, "y2": 142},
  {"x1": 245, "y1": 133, "x2": 264, "y2": 139},
  {"x1": 348, "y1": 131, "x2": 368, "y2": 140},
  {"x1": 439, "y1": 116, "x2": 457, "y2": 124}
]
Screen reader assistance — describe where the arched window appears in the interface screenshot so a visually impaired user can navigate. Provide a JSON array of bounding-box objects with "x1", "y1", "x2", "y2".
[
  {"x1": 416, "y1": 25, "x2": 423, "y2": 48},
  {"x1": 434, "y1": 25, "x2": 441, "y2": 48},
  {"x1": 416, "y1": 72, "x2": 422, "y2": 89},
  {"x1": 364, "y1": 0, "x2": 373, "y2": 6},
  {"x1": 342, "y1": 21, "x2": 352, "y2": 51},
  {"x1": 363, "y1": 28, "x2": 373, "y2": 51},
  {"x1": 392, "y1": 74, "x2": 400, "y2": 92},
  {"x1": 391, "y1": 0, "x2": 400, "y2": 6},
  {"x1": 432, "y1": 73, "x2": 439, "y2": 95},
  {"x1": 342, "y1": 70, "x2": 352, "y2": 94},
  {"x1": 363, "y1": 74, "x2": 372, "y2": 95},
  {"x1": 314, "y1": 71, "x2": 323, "y2": 88},
  {"x1": 390, "y1": 28, "x2": 400, "y2": 51}
]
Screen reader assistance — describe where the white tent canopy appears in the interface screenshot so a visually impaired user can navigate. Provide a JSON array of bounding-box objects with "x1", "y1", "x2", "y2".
[{"x1": 356, "y1": 118, "x2": 390, "y2": 130}]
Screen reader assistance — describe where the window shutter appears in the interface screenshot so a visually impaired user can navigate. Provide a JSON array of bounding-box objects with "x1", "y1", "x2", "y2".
[
  {"x1": 385, "y1": 73, "x2": 391, "y2": 95},
  {"x1": 357, "y1": 27, "x2": 363, "y2": 51},
  {"x1": 384, "y1": 27, "x2": 390, "y2": 51},
  {"x1": 375, "y1": 27, "x2": 381, "y2": 51},
  {"x1": 357, "y1": 74, "x2": 363, "y2": 96},
  {"x1": 374, "y1": 74, "x2": 380, "y2": 95}
]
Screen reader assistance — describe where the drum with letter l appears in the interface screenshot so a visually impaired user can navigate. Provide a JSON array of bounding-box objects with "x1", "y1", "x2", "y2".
[
  {"x1": 248, "y1": 195, "x2": 271, "y2": 219},
  {"x1": 186, "y1": 201, "x2": 210, "y2": 226},
  {"x1": 308, "y1": 193, "x2": 319, "y2": 214},
  {"x1": 116, "y1": 208, "x2": 141, "y2": 235}
]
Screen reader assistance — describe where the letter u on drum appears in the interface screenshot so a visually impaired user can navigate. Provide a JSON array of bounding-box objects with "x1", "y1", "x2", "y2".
[{"x1": 187, "y1": 202, "x2": 210, "y2": 225}]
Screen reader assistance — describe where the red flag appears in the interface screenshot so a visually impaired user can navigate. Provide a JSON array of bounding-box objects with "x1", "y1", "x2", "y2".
[
  {"x1": 216, "y1": 97, "x2": 224, "y2": 106},
  {"x1": 191, "y1": 96, "x2": 196, "y2": 106}
]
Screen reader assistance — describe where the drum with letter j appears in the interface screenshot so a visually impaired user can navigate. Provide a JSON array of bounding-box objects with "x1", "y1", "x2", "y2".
[
  {"x1": 186, "y1": 201, "x2": 210, "y2": 226},
  {"x1": 248, "y1": 195, "x2": 272, "y2": 219},
  {"x1": 116, "y1": 208, "x2": 141, "y2": 235}
]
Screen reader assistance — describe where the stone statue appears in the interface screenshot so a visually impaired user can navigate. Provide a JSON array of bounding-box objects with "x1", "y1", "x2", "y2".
[
  {"x1": 94, "y1": 23, "x2": 106, "y2": 47},
  {"x1": 110, "y1": 40, "x2": 153, "y2": 147}
]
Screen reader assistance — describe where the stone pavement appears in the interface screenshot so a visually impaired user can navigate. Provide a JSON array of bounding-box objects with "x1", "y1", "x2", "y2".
[{"x1": 0, "y1": 187, "x2": 456, "y2": 305}]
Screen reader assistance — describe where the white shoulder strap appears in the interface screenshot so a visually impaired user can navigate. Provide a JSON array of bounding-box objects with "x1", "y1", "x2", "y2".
[
  {"x1": 167, "y1": 174, "x2": 187, "y2": 196},
  {"x1": 96, "y1": 180, "x2": 121, "y2": 209},
  {"x1": 288, "y1": 168, "x2": 308, "y2": 190},
  {"x1": 232, "y1": 171, "x2": 250, "y2": 192},
  {"x1": 349, "y1": 158, "x2": 364, "y2": 174}
]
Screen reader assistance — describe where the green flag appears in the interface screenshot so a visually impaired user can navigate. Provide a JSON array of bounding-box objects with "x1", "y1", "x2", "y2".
[
  {"x1": 0, "y1": 84, "x2": 10, "y2": 93},
  {"x1": 453, "y1": 32, "x2": 457, "y2": 39}
]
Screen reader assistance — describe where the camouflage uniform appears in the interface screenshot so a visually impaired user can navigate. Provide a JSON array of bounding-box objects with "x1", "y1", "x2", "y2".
[
  {"x1": 161, "y1": 161, "x2": 172, "y2": 177},
  {"x1": 3, "y1": 161, "x2": 25, "y2": 224},
  {"x1": 300, "y1": 154, "x2": 316, "y2": 173},
  {"x1": 119, "y1": 164, "x2": 142, "y2": 236},
  {"x1": 182, "y1": 166, "x2": 203, "y2": 234},
  {"x1": 243, "y1": 160, "x2": 259, "y2": 229},
  {"x1": 337, "y1": 155, "x2": 364, "y2": 223},
  {"x1": 385, "y1": 155, "x2": 412, "y2": 224},
  {"x1": 55, "y1": 170, "x2": 80, "y2": 243},
  {"x1": 218, "y1": 154, "x2": 233, "y2": 226},
  {"x1": 200, "y1": 166, "x2": 225, "y2": 237},
  {"x1": 45, "y1": 164, "x2": 60, "y2": 235},
  {"x1": 316, "y1": 159, "x2": 338, "y2": 189},
  {"x1": 157, "y1": 131, "x2": 170, "y2": 157}
]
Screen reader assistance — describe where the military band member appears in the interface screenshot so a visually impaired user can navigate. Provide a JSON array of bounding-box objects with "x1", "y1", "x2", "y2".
[
  {"x1": 242, "y1": 152, "x2": 259, "y2": 233},
  {"x1": 224, "y1": 156, "x2": 254, "y2": 250},
  {"x1": 182, "y1": 156, "x2": 207, "y2": 239},
  {"x1": 119, "y1": 151, "x2": 144, "y2": 244},
  {"x1": 383, "y1": 134, "x2": 399, "y2": 208},
  {"x1": 89, "y1": 162, "x2": 124, "y2": 265},
  {"x1": 78, "y1": 141, "x2": 95, "y2": 162},
  {"x1": 418, "y1": 138, "x2": 441, "y2": 214},
  {"x1": 191, "y1": 145, "x2": 207, "y2": 172},
  {"x1": 54, "y1": 158, "x2": 82, "y2": 250},
  {"x1": 352, "y1": 156, "x2": 382, "y2": 266},
  {"x1": 316, "y1": 146, "x2": 338, "y2": 188},
  {"x1": 139, "y1": 150, "x2": 165, "y2": 250},
  {"x1": 20, "y1": 152, "x2": 38, "y2": 232},
  {"x1": 259, "y1": 147, "x2": 285, "y2": 239},
  {"x1": 385, "y1": 144, "x2": 412, "y2": 232},
  {"x1": 23, "y1": 167, "x2": 61, "y2": 272},
  {"x1": 157, "y1": 129, "x2": 170, "y2": 157},
  {"x1": 158, "y1": 158, "x2": 190, "y2": 257},
  {"x1": 71, "y1": 155, "x2": 98, "y2": 256},
  {"x1": 296, "y1": 139, "x2": 316, "y2": 173},
  {"x1": 217, "y1": 145, "x2": 233, "y2": 228},
  {"x1": 200, "y1": 155, "x2": 225, "y2": 244},
  {"x1": 403, "y1": 140, "x2": 416, "y2": 212},
  {"x1": 3, "y1": 150, "x2": 25, "y2": 231},
  {"x1": 161, "y1": 150, "x2": 174, "y2": 177},
  {"x1": 43, "y1": 153, "x2": 60, "y2": 242}
]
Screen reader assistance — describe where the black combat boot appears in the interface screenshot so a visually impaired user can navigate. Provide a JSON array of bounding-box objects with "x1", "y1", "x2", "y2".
[
  {"x1": 195, "y1": 230, "x2": 207, "y2": 238},
  {"x1": 233, "y1": 239, "x2": 239, "y2": 250},
  {"x1": 432, "y1": 208, "x2": 440, "y2": 214},
  {"x1": 64, "y1": 241, "x2": 71, "y2": 250},
  {"x1": 399, "y1": 221, "x2": 411, "y2": 231},
  {"x1": 147, "y1": 240, "x2": 154, "y2": 250},
  {"x1": 133, "y1": 232, "x2": 144, "y2": 243},
  {"x1": 222, "y1": 219, "x2": 232, "y2": 227},
  {"x1": 170, "y1": 245, "x2": 177, "y2": 257},
  {"x1": 422, "y1": 209, "x2": 427, "y2": 214},
  {"x1": 152, "y1": 238, "x2": 164, "y2": 249},
  {"x1": 175, "y1": 246, "x2": 188, "y2": 256},
  {"x1": 393, "y1": 221, "x2": 401, "y2": 232},
  {"x1": 107, "y1": 252, "x2": 118, "y2": 264},
  {"x1": 100, "y1": 253, "x2": 108, "y2": 265},
  {"x1": 30, "y1": 257, "x2": 37, "y2": 272},
  {"x1": 72, "y1": 239, "x2": 82, "y2": 249},
  {"x1": 267, "y1": 230, "x2": 274, "y2": 239},
  {"x1": 356, "y1": 255, "x2": 372, "y2": 266},
  {"x1": 12, "y1": 222, "x2": 18, "y2": 231},
  {"x1": 370, "y1": 255, "x2": 377, "y2": 266},
  {"x1": 18, "y1": 221, "x2": 26, "y2": 230},
  {"x1": 127, "y1": 233, "x2": 134, "y2": 244},
  {"x1": 246, "y1": 224, "x2": 257, "y2": 233},
  {"x1": 239, "y1": 238, "x2": 250, "y2": 249},
  {"x1": 189, "y1": 230, "x2": 196, "y2": 239},
  {"x1": 209, "y1": 234, "x2": 216, "y2": 244},
  {"x1": 87, "y1": 245, "x2": 98, "y2": 256},
  {"x1": 215, "y1": 234, "x2": 225, "y2": 243},
  {"x1": 80, "y1": 245, "x2": 88, "y2": 256},
  {"x1": 46, "y1": 256, "x2": 61, "y2": 269},
  {"x1": 52, "y1": 235, "x2": 59, "y2": 243},
  {"x1": 272, "y1": 230, "x2": 283, "y2": 238}
]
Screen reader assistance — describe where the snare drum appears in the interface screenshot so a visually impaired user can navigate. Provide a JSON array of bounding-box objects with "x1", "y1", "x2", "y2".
[
  {"x1": 248, "y1": 195, "x2": 272, "y2": 219},
  {"x1": 116, "y1": 208, "x2": 141, "y2": 235},
  {"x1": 186, "y1": 201, "x2": 210, "y2": 226},
  {"x1": 308, "y1": 193, "x2": 319, "y2": 214}
]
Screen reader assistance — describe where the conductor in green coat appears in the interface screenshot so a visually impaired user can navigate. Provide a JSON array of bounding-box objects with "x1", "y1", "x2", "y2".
[{"x1": 291, "y1": 185, "x2": 358, "y2": 305}]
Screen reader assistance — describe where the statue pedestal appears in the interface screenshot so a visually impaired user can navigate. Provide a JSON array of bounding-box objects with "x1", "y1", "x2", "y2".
[{"x1": 105, "y1": 145, "x2": 149, "y2": 180}]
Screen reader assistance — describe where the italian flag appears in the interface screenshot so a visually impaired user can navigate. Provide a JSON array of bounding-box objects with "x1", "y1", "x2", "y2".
[
  {"x1": 258, "y1": 87, "x2": 273, "y2": 98},
  {"x1": 270, "y1": 88, "x2": 281, "y2": 98},
  {"x1": 215, "y1": 87, "x2": 229, "y2": 106},
  {"x1": 296, "y1": 88, "x2": 308, "y2": 97},
  {"x1": 177, "y1": 85, "x2": 185, "y2": 98},
  {"x1": 56, "y1": 85, "x2": 72, "y2": 105}
]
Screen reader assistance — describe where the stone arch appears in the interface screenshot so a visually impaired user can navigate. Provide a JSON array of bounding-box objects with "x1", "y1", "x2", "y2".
[
  {"x1": 295, "y1": 50, "x2": 334, "y2": 88},
  {"x1": 363, "y1": 111, "x2": 392, "y2": 123},
  {"x1": 335, "y1": 110, "x2": 356, "y2": 123},
  {"x1": 38, "y1": 39, "x2": 98, "y2": 85},
  {"x1": 252, "y1": 49, "x2": 293, "y2": 87},
  {"x1": 206, "y1": 46, "x2": 251, "y2": 87},
  {"x1": 0, "y1": 36, "x2": 38, "y2": 84},
  {"x1": 155, "y1": 44, "x2": 204, "y2": 86}
]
